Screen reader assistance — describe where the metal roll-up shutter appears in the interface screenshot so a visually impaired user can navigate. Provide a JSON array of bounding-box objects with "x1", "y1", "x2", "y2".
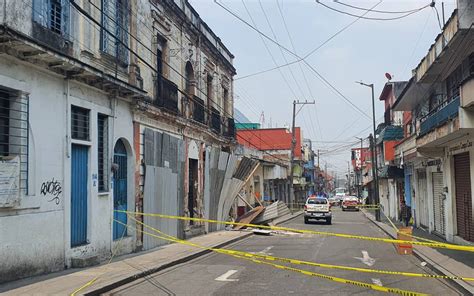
[
  {"x1": 432, "y1": 172, "x2": 445, "y2": 236},
  {"x1": 454, "y1": 152, "x2": 473, "y2": 242},
  {"x1": 417, "y1": 170, "x2": 428, "y2": 228}
]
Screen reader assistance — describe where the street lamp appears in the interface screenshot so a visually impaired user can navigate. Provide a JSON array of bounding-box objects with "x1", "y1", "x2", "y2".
[{"x1": 356, "y1": 81, "x2": 380, "y2": 221}]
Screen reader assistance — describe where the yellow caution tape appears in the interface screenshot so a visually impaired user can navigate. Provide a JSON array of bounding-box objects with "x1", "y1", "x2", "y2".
[
  {"x1": 384, "y1": 211, "x2": 440, "y2": 244},
  {"x1": 70, "y1": 221, "x2": 129, "y2": 296},
  {"x1": 117, "y1": 217, "x2": 429, "y2": 296},
  {"x1": 116, "y1": 210, "x2": 474, "y2": 253},
  {"x1": 356, "y1": 204, "x2": 381, "y2": 207},
  {"x1": 128, "y1": 215, "x2": 474, "y2": 282}
]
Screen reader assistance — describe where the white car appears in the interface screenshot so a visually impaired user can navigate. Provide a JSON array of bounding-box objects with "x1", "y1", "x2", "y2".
[
  {"x1": 341, "y1": 196, "x2": 360, "y2": 211},
  {"x1": 304, "y1": 197, "x2": 332, "y2": 224}
]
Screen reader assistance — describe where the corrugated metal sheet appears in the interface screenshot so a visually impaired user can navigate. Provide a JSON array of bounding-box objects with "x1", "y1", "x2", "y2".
[
  {"x1": 177, "y1": 139, "x2": 185, "y2": 239},
  {"x1": 217, "y1": 157, "x2": 259, "y2": 229},
  {"x1": 154, "y1": 132, "x2": 163, "y2": 167},
  {"x1": 203, "y1": 147, "x2": 211, "y2": 232},
  {"x1": 253, "y1": 201, "x2": 291, "y2": 224},
  {"x1": 143, "y1": 166, "x2": 178, "y2": 250},
  {"x1": 143, "y1": 128, "x2": 183, "y2": 240}
]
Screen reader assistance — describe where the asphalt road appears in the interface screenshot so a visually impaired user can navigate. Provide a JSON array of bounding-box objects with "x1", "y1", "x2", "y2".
[{"x1": 106, "y1": 209, "x2": 461, "y2": 295}]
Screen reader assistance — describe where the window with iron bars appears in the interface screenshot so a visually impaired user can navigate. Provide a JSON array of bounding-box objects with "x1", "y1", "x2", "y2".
[
  {"x1": 97, "y1": 114, "x2": 109, "y2": 192},
  {"x1": 101, "y1": 0, "x2": 129, "y2": 64},
  {"x1": 33, "y1": 0, "x2": 69, "y2": 36},
  {"x1": 0, "y1": 87, "x2": 29, "y2": 195},
  {"x1": 71, "y1": 106, "x2": 90, "y2": 141}
]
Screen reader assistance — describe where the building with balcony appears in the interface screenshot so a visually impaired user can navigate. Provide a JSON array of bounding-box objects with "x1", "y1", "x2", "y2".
[
  {"x1": 392, "y1": 1, "x2": 474, "y2": 243},
  {"x1": 375, "y1": 81, "x2": 407, "y2": 220},
  {"x1": 0, "y1": 0, "x2": 236, "y2": 283},
  {"x1": 303, "y1": 139, "x2": 316, "y2": 196}
]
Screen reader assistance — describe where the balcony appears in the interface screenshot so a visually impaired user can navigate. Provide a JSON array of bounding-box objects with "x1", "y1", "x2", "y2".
[
  {"x1": 224, "y1": 117, "x2": 235, "y2": 138},
  {"x1": 461, "y1": 75, "x2": 474, "y2": 110},
  {"x1": 210, "y1": 107, "x2": 221, "y2": 134},
  {"x1": 155, "y1": 77, "x2": 179, "y2": 114},
  {"x1": 419, "y1": 96, "x2": 460, "y2": 136},
  {"x1": 191, "y1": 95, "x2": 206, "y2": 124}
]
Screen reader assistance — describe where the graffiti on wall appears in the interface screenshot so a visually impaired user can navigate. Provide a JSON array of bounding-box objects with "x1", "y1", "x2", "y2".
[{"x1": 40, "y1": 178, "x2": 62, "y2": 205}]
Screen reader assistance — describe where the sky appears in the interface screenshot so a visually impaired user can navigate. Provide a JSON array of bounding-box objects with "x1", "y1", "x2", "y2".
[{"x1": 188, "y1": 0, "x2": 457, "y2": 174}]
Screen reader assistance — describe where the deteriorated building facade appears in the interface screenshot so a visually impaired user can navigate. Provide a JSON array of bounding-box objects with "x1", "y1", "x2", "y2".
[{"x1": 0, "y1": 0, "x2": 235, "y2": 283}]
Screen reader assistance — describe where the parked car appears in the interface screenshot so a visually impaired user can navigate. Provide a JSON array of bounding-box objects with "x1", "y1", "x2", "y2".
[
  {"x1": 304, "y1": 197, "x2": 332, "y2": 224},
  {"x1": 341, "y1": 196, "x2": 360, "y2": 211}
]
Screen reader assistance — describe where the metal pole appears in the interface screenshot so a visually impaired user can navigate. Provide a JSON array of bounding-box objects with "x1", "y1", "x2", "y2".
[
  {"x1": 442, "y1": 2, "x2": 445, "y2": 26},
  {"x1": 370, "y1": 84, "x2": 381, "y2": 221},
  {"x1": 288, "y1": 100, "x2": 296, "y2": 205},
  {"x1": 288, "y1": 100, "x2": 315, "y2": 204},
  {"x1": 360, "y1": 137, "x2": 363, "y2": 198}
]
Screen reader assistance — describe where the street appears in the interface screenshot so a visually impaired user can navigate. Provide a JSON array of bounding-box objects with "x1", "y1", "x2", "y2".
[{"x1": 106, "y1": 209, "x2": 461, "y2": 296}]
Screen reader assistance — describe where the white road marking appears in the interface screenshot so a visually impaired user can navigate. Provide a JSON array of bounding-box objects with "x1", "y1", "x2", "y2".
[
  {"x1": 354, "y1": 250, "x2": 376, "y2": 266},
  {"x1": 258, "y1": 246, "x2": 274, "y2": 255},
  {"x1": 371, "y1": 278, "x2": 383, "y2": 286},
  {"x1": 215, "y1": 270, "x2": 239, "y2": 282}
]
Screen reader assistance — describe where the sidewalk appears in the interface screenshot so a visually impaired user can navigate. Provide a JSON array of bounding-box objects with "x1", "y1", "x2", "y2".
[
  {"x1": 0, "y1": 211, "x2": 302, "y2": 296},
  {"x1": 362, "y1": 210, "x2": 474, "y2": 295}
]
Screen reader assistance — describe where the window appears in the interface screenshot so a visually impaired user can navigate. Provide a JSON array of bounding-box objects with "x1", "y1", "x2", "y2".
[
  {"x1": 33, "y1": 0, "x2": 69, "y2": 36},
  {"x1": 446, "y1": 65, "x2": 462, "y2": 100},
  {"x1": 101, "y1": 0, "x2": 129, "y2": 63},
  {"x1": 98, "y1": 114, "x2": 108, "y2": 192},
  {"x1": 223, "y1": 87, "x2": 229, "y2": 116},
  {"x1": 0, "y1": 87, "x2": 29, "y2": 195},
  {"x1": 71, "y1": 106, "x2": 90, "y2": 141},
  {"x1": 469, "y1": 53, "x2": 474, "y2": 76},
  {"x1": 207, "y1": 75, "x2": 213, "y2": 106}
]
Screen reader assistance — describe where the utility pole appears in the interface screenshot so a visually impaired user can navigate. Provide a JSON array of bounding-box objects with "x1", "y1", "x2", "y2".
[
  {"x1": 347, "y1": 161, "x2": 351, "y2": 195},
  {"x1": 289, "y1": 100, "x2": 315, "y2": 204},
  {"x1": 357, "y1": 81, "x2": 380, "y2": 221},
  {"x1": 324, "y1": 162, "x2": 328, "y2": 193},
  {"x1": 317, "y1": 149, "x2": 320, "y2": 168}
]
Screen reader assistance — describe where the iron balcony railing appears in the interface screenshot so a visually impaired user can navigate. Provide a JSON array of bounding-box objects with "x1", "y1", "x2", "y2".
[
  {"x1": 210, "y1": 107, "x2": 221, "y2": 134},
  {"x1": 419, "y1": 95, "x2": 460, "y2": 136},
  {"x1": 191, "y1": 95, "x2": 205, "y2": 124},
  {"x1": 224, "y1": 117, "x2": 235, "y2": 138},
  {"x1": 155, "y1": 77, "x2": 179, "y2": 114}
]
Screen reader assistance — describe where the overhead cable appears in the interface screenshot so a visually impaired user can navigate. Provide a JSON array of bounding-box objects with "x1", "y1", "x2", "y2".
[{"x1": 315, "y1": 0, "x2": 432, "y2": 21}]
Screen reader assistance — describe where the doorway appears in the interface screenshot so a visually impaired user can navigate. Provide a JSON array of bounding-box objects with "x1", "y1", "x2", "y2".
[
  {"x1": 188, "y1": 159, "x2": 198, "y2": 225},
  {"x1": 113, "y1": 139, "x2": 128, "y2": 240}
]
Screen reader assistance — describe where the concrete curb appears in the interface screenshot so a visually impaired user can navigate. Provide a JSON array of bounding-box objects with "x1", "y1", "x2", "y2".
[
  {"x1": 86, "y1": 211, "x2": 303, "y2": 295},
  {"x1": 361, "y1": 210, "x2": 473, "y2": 295},
  {"x1": 85, "y1": 232, "x2": 253, "y2": 295}
]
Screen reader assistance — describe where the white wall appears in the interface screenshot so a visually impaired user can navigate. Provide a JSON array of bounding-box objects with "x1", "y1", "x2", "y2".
[{"x1": 0, "y1": 55, "x2": 135, "y2": 282}]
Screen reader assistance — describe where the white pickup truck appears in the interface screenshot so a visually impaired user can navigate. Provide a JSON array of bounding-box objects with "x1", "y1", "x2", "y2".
[{"x1": 304, "y1": 197, "x2": 332, "y2": 224}]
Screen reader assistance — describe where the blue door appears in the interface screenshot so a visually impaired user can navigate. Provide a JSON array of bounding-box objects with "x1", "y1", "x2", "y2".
[
  {"x1": 71, "y1": 144, "x2": 88, "y2": 247},
  {"x1": 113, "y1": 140, "x2": 128, "y2": 240}
]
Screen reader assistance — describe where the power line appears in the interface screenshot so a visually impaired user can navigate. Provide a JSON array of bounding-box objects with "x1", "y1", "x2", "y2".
[
  {"x1": 70, "y1": 0, "x2": 292, "y2": 164},
  {"x1": 215, "y1": 0, "x2": 372, "y2": 120},
  {"x1": 235, "y1": 0, "x2": 383, "y2": 81},
  {"x1": 241, "y1": 0, "x2": 299, "y2": 99},
  {"x1": 275, "y1": 0, "x2": 322, "y2": 143},
  {"x1": 433, "y1": 5, "x2": 443, "y2": 30},
  {"x1": 258, "y1": 0, "x2": 306, "y2": 99},
  {"x1": 334, "y1": 1, "x2": 433, "y2": 14},
  {"x1": 316, "y1": 0, "x2": 432, "y2": 21}
]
